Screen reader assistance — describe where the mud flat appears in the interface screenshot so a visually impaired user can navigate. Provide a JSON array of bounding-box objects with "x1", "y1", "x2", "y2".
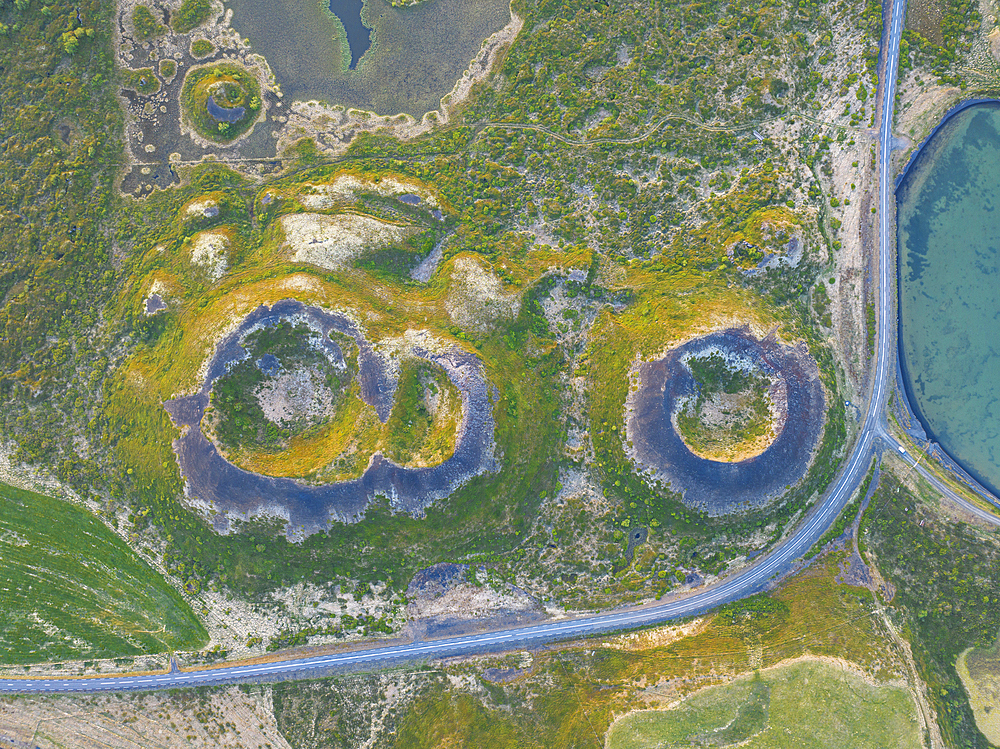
[
  {"x1": 626, "y1": 329, "x2": 825, "y2": 515},
  {"x1": 164, "y1": 299, "x2": 497, "y2": 538}
]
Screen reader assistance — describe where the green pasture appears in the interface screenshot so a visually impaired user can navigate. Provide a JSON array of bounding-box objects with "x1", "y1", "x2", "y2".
[
  {"x1": 607, "y1": 659, "x2": 920, "y2": 749},
  {"x1": 0, "y1": 481, "x2": 207, "y2": 664}
]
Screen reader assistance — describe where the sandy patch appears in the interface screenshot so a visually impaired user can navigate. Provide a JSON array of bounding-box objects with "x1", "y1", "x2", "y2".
[
  {"x1": 0, "y1": 686, "x2": 291, "y2": 749},
  {"x1": 189, "y1": 231, "x2": 229, "y2": 281},
  {"x1": 255, "y1": 369, "x2": 334, "y2": 425},
  {"x1": 406, "y1": 563, "x2": 539, "y2": 622},
  {"x1": 445, "y1": 256, "x2": 521, "y2": 333},
  {"x1": 280, "y1": 212, "x2": 415, "y2": 270},
  {"x1": 299, "y1": 175, "x2": 441, "y2": 210},
  {"x1": 183, "y1": 196, "x2": 220, "y2": 218},
  {"x1": 599, "y1": 618, "x2": 707, "y2": 652}
]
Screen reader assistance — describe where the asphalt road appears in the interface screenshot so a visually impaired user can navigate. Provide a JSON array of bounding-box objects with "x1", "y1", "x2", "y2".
[{"x1": 2, "y1": 0, "x2": 991, "y2": 695}]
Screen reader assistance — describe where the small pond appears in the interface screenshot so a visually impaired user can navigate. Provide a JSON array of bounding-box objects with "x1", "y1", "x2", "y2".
[
  {"x1": 329, "y1": 0, "x2": 372, "y2": 69},
  {"x1": 207, "y1": 96, "x2": 246, "y2": 123}
]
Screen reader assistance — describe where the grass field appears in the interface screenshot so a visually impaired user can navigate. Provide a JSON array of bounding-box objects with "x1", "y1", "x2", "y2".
[
  {"x1": 0, "y1": 481, "x2": 207, "y2": 664},
  {"x1": 607, "y1": 659, "x2": 921, "y2": 749},
  {"x1": 957, "y1": 638, "x2": 1000, "y2": 745}
]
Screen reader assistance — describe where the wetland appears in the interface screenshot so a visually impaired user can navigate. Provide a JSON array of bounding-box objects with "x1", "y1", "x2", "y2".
[{"x1": 226, "y1": 0, "x2": 512, "y2": 116}]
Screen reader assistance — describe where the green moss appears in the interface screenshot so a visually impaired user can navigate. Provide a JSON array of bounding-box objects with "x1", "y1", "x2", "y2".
[
  {"x1": 172, "y1": 0, "x2": 213, "y2": 33},
  {"x1": 132, "y1": 5, "x2": 165, "y2": 40},
  {"x1": 190, "y1": 38, "x2": 215, "y2": 58},
  {"x1": 181, "y1": 63, "x2": 262, "y2": 143},
  {"x1": 121, "y1": 67, "x2": 161, "y2": 96},
  {"x1": 159, "y1": 59, "x2": 177, "y2": 79}
]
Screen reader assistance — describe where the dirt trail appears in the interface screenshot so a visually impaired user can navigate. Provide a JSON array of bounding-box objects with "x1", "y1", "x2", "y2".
[{"x1": 853, "y1": 463, "x2": 943, "y2": 749}]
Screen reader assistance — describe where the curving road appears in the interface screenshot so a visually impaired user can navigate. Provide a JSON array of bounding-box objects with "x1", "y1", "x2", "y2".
[{"x1": 1, "y1": 0, "x2": 992, "y2": 695}]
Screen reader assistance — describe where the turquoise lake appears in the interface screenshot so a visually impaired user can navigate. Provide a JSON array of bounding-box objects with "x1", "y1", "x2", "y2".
[{"x1": 897, "y1": 102, "x2": 1000, "y2": 496}]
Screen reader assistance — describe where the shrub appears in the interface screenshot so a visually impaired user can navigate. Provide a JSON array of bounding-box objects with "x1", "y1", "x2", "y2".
[
  {"x1": 172, "y1": 0, "x2": 213, "y2": 33},
  {"x1": 132, "y1": 5, "x2": 165, "y2": 40},
  {"x1": 190, "y1": 38, "x2": 214, "y2": 58}
]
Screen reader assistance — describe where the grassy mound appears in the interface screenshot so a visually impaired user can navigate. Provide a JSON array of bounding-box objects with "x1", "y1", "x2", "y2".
[
  {"x1": 0, "y1": 481, "x2": 207, "y2": 664},
  {"x1": 190, "y1": 38, "x2": 215, "y2": 58},
  {"x1": 206, "y1": 321, "x2": 349, "y2": 457},
  {"x1": 172, "y1": 0, "x2": 213, "y2": 33},
  {"x1": 675, "y1": 353, "x2": 776, "y2": 462},
  {"x1": 132, "y1": 5, "x2": 165, "y2": 40},
  {"x1": 121, "y1": 67, "x2": 160, "y2": 95},
  {"x1": 607, "y1": 659, "x2": 919, "y2": 749},
  {"x1": 181, "y1": 63, "x2": 261, "y2": 143}
]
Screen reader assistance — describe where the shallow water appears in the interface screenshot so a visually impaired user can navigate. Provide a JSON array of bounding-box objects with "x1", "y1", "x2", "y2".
[
  {"x1": 329, "y1": 0, "x2": 372, "y2": 69},
  {"x1": 898, "y1": 102, "x2": 1000, "y2": 496},
  {"x1": 227, "y1": 0, "x2": 511, "y2": 116},
  {"x1": 206, "y1": 96, "x2": 245, "y2": 123}
]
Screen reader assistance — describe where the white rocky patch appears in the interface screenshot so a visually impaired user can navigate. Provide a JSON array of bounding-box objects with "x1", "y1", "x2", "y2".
[
  {"x1": 183, "y1": 197, "x2": 220, "y2": 218},
  {"x1": 279, "y1": 212, "x2": 415, "y2": 270},
  {"x1": 445, "y1": 256, "x2": 521, "y2": 333},
  {"x1": 298, "y1": 175, "x2": 440, "y2": 209},
  {"x1": 190, "y1": 231, "x2": 229, "y2": 281},
  {"x1": 254, "y1": 369, "x2": 333, "y2": 426}
]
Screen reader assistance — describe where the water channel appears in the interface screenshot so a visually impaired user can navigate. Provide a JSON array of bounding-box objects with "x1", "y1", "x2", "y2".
[{"x1": 897, "y1": 101, "x2": 1000, "y2": 497}]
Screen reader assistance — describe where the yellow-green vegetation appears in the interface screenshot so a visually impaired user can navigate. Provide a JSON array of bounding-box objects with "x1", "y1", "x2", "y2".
[
  {"x1": 159, "y1": 59, "x2": 177, "y2": 80},
  {"x1": 382, "y1": 360, "x2": 462, "y2": 467},
  {"x1": 862, "y1": 466, "x2": 1000, "y2": 747},
  {"x1": 236, "y1": 379, "x2": 381, "y2": 482},
  {"x1": 957, "y1": 639, "x2": 1000, "y2": 745},
  {"x1": 131, "y1": 5, "x2": 165, "y2": 40},
  {"x1": 172, "y1": 0, "x2": 213, "y2": 33},
  {"x1": 206, "y1": 321, "x2": 349, "y2": 455},
  {"x1": 607, "y1": 660, "x2": 920, "y2": 749},
  {"x1": 675, "y1": 353, "x2": 775, "y2": 462},
  {"x1": 0, "y1": 481, "x2": 206, "y2": 664},
  {"x1": 121, "y1": 66, "x2": 160, "y2": 95},
  {"x1": 383, "y1": 553, "x2": 901, "y2": 748},
  {"x1": 190, "y1": 38, "x2": 214, "y2": 58},
  {"x1": 181, "y1": 63, "x2": 261, "y2": 142}
]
